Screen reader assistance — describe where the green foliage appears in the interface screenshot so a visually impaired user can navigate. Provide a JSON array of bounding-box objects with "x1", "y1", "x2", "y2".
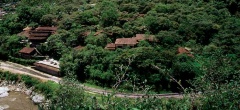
[
  {"x1": 188, "y1": 49, "x2": 240, "y2": 109},
  {"x1": 39, "y1": 31, "x2": 72, "y2": 60},
  {"x1": 43, "y1": 78, "x2": 193, "y2": 110},
  {"x1": 85, "y1": 34, "x2": 111, "y2": 47},
  {"x1": 119, "y1": 3, "x2": 139, "y2": 13},
  {"x1": 0, "y1": 71, "x2": 18, "y2": 81},
  {"x1": 8, "y1": 56, "x2": 37, "y2": 65},
  {"x1": 48, "y1": 79, "x2": 86, "y2": 110},
  {"x1": 16, "y1": 5, "x2": 44, "y2": 25},
  {"x1": 35, "y1": 81, "x2": 59, "y2": 98},
  {"x1": 21, "y1": 75, "x2": 40, "y2": 88},
  {"x1": 1, "y1": 0, "x2": 240, "y2": 109},
  {"x1": 76, "y1": 10, "x2": 99, "y2": 25},
  {"x1": 0, "y1": 35, "x2": 24, "y2": 60},
  {"x1": 0, "y1": 14, "x2": 23, "y2": 34},
  {"x1": 200, "y1": 81, "x2": 240, "y2": 110},
  {"x1": 99, "y1": 0, "x2": 119, "y2": 27},
  {"x1": 144, "y1": 15, "x2": 160, "y2": 34},
  {"x1": 154, "y1": 3, "x2": 176, "y2": 14},
  {"x1": 40, "y1": 14, "x2": 57, "y2": 26}
]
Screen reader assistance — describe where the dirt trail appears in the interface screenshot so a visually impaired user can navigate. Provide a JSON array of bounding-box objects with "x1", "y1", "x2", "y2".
[{"x1": 0, "y1": 61, "x2": 183, "y2": 98}]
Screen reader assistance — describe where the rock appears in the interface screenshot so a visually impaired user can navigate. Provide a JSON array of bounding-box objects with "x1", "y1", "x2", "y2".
[
  {"x1": 2, "y1": 81, "x2": 7, "y2": 86},
  {"x1": 32, "y1": 94, "x2": 45, "y2": 104},
  {"x1": 15, "y1": 88, "x2": 21, "y2": 92},
  {"x1": 25, "y1": 90, "x2": 32, "y2": 95},
  {"x1": 0, "y1": 105, "x2": 9, "y2": 110},
  {"x1": 11, "y1": 81, "x2": 15, "y2": 85},
  {"x1": 0, "y1": 92, "x2": 9, "y2": 98},
  {"x1": 0, "y1": 87, "x2": 9, "y2": 98},
  {"x1": 31, "y1": 92, "x2": 35, "y2": 97}
]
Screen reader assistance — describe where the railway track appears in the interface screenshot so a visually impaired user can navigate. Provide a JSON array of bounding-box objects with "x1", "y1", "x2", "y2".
[{"x1": 0, "y1": 61, "x2": 183, "y2": 98}]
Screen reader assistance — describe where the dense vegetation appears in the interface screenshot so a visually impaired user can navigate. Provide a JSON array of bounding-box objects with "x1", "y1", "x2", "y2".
[{"x1": 0, "y1": 0, "x2": 240, "y2": 109}]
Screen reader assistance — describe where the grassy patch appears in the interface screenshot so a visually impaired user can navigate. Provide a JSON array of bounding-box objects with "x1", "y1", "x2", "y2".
[{"x1": 0, "y1": 71, "x2": 19, "y2": 81}]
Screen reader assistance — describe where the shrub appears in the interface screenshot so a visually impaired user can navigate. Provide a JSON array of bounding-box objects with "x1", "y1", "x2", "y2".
[
  {"x1": 0, "y1": 71, "x2": 18, "y2": 81},
  {"x1": 36, "y1": 81, "x2": 60, "y2": 98},
  {"x1": 8, "y1": 56, "x2": 37, "y2": 65},
  {"x1": 21, "y1": 75, "x2": 40, "y2": 88}
]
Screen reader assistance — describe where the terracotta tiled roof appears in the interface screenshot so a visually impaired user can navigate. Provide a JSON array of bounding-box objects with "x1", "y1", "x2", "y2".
[
  {"x1": 105, "y1": 43, "x2": 116, "y2": 50},
  {"x1": 115, "y1": 38, "x2": 138, "y2": 45},
  {"x1": 28, "y1": 37, "x2": 48, "y2": 40},
  {"x1": 74, "y1": 45, "x2": 84, "y2": 50},
  {"x1": 19, "y1": 47, "x2": 35, "y2": 54},
  {"x1": 106, "y1": 43, "x2": 116, "y2": 48},
  {"x1": 30, "y1": 33, "x2": 50, "y2": 37},
  {"x1": 36, "y1": 27, "x2": 57, "y2": 31},
  {"x1": 177, "y1": 47, "x2": 194, "y2": 57},
  {"x1": 17, "y1": 31, "x2": 30, "y2": 38},
  {"x1": 23, "y1": 26, "x2": 32, "y2": 31}
]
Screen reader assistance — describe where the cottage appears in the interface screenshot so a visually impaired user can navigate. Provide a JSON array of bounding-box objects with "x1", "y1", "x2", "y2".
[
  {"x1": 177, "y1": 47, "x2": 194, "y2": 57},
  {"x1": 33, "y1": 59, "x2": 61, "y2": 76},
  {"x1": 19, "y1": 47, "x2": 36, "y2": 58},
  {"x1": 20, "y1": 26, "x2": 58, "y2": 46},
  {"x1": 115, "y1": 38, "x2": 138, "y2": 48},
  {"x1": 105, "y1": 43, "x2": 116, "y2": 50},
  {"x1": 104, "y1": 33, "x2": 158, "y2": 50}
]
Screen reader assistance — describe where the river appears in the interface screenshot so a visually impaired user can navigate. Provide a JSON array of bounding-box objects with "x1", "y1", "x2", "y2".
[{"x1": 0, "y1": 91, "x2": 38, "y2": 110}]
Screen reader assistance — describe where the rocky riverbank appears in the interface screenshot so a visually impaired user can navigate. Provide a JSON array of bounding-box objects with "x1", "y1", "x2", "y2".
[{"x1": 0, "y1": 80, "x2": 45, "y2": 104}]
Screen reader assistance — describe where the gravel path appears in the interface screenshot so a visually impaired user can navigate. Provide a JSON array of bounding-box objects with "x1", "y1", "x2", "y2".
[{"x1": 0, "y1": 61, "x2": 183, "y2": 98}]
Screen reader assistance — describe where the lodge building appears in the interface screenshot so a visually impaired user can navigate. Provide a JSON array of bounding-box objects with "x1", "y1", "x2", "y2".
[{"x1": 105, "y1": 34, "x2": 156, "y2": 50}]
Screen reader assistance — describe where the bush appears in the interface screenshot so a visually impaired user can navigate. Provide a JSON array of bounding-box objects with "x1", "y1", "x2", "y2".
[
  {"x1": 0, "y1": 71, "x2": 19, "y2": 81},
  {"x1": 21, "y1": 75, "x2": 40, "y2": 88},
  {"x1": 9, "y1": 56, "x2": 37, "y2": 65},
  {"x1": 36, "y1": 81, "x2": 60, "y2": 98}
]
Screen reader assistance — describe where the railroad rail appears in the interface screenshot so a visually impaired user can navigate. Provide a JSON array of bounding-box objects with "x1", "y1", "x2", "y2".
[{"x1": 0, "y1": 61, "x2": 183, "y2": 98}]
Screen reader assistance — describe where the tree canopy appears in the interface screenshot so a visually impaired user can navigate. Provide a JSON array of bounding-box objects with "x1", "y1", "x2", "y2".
[{"x1": 0, "y1": 0, "x2": 239, "y2": 109}]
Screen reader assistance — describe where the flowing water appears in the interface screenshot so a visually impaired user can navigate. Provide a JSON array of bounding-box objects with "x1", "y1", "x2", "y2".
[{"x1": 0, "y1": 91, "x2": 38, "y2": 110}]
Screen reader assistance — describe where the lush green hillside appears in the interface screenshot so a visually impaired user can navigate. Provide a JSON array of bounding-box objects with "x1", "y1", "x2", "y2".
[{"x1": 0, "y1": 0, "x2": 240, "y2": 109}]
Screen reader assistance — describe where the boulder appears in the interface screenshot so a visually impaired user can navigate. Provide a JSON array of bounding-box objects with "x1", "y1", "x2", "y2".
[
  {"x1": 25, "y1": 89, "x2": 32, "y2": 96},
  {"x1": 0, "y1": 87, "x2": 9, "y2": 98},
  {"x1": 15, "y1": 88, "x2": 21, "y2": 92},
  {"x1": 0, "y1": 105, "x2": 9, "y2": 110},
  {"x1": 32, "y1": 94, "x2": 45, "y2": 104}
]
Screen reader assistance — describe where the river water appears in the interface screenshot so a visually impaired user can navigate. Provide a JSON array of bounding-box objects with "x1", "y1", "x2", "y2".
[{"x1": 0, "y1": 91, "x2": 38, "y2": 110}]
